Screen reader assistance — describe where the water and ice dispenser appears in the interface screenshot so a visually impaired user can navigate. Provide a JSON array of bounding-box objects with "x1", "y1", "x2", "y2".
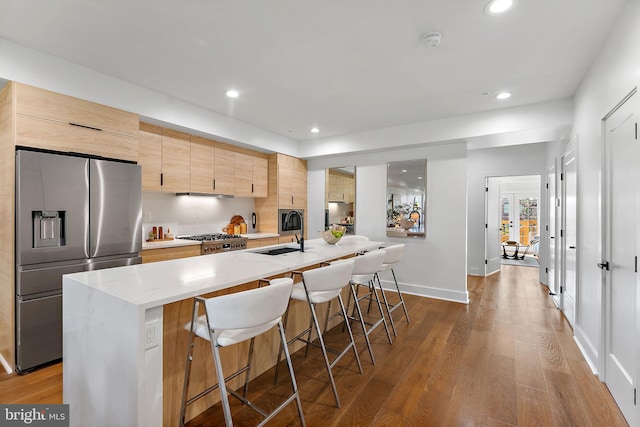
[{"x1": 32, "y1": 211, "x2": 65, "y2": 248}]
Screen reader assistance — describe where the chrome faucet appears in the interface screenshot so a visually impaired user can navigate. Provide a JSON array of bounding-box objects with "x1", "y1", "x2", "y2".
[{"x1": 285, "y1": 210, "x2": 304, "y2": 252}]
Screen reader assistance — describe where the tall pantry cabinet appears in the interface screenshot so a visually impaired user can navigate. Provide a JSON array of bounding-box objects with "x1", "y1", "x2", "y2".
[{"x1": 254, "y1": 153, "x2": 308, "y2": 244}]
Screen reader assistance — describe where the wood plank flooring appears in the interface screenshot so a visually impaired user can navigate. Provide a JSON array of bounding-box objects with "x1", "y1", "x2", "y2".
[{"x1": 0, "y1": 265, "x2": 629, "y2": 426}]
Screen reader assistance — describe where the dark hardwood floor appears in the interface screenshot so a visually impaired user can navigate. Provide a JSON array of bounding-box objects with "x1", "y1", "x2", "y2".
[{"x1": 0, "y1": 265, "x2": 629, "y2": 426}]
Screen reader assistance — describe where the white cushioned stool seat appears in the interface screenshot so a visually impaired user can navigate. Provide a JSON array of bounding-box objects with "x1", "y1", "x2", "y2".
[{"x1": 189, "y1": 315, "x2": 281, "y2": 347}]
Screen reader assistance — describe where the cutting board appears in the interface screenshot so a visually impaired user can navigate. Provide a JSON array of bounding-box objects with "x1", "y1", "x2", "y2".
[{"x1": 222, "y1": 215, "x2": 245, "y2": 233}]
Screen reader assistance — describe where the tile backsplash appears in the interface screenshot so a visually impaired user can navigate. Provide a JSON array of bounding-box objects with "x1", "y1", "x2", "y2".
[{"x1": 142, "y1": 192, "x2": 255, "y2": 238}]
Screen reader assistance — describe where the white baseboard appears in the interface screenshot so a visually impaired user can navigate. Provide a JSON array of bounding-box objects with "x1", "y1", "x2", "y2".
[
  {"x1": 573, "y1": 325, "x2": 600, "y2": 376},
  {"x1": 378, "y1": 279, "x2": 469, "y2": 304}
]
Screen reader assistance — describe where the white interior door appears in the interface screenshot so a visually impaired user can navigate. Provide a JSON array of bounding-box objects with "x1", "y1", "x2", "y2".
[
  {"x1": 561, "y1": 148, "x2": 577, "y2": 327},
  {"x1": 604, "y1": 91, "x2": 639, "y2": 426},
  {"x1": 485, "y1": 177, "x2": 501, "y2": 275},
  {"x1": 547, "y1": 165, "x2": 560, "y2": 304}
]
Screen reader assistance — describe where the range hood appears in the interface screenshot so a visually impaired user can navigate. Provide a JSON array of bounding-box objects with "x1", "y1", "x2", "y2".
[{"x1": 175, "y1": 192, "x2": 234, "y2": 198}]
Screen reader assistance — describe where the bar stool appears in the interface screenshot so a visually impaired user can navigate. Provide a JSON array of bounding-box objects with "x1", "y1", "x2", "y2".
[
  {"x1": 375, "y1": 244, "x2": 410, "y2": 336},
  {"x1": 347, "y1": 248, "x2": 392, "y2": 365},
  {"x1": 179, "y1": 278, "x2": 305, "y2": 427},
  {"x1": 276, "y1": 258, "x2": 361, "y2": 408}
]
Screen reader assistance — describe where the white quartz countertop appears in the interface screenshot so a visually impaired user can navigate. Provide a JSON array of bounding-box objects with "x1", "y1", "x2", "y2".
[
  {"x1": 141, "y1": 238, "x2": 201, "y2": 250},
  {"x1": 141, "y1": 233, "x2": 279, "y2": 250},
  {"x1": 64, "y1": 238, "x2": 382, "y2": 309},
  {"x1": 240, "y1": 233, "x2": 280, "y2": 239}
]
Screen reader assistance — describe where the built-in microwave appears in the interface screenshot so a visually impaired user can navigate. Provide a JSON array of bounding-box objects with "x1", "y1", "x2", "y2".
[{"x1": 278, "y1": 209, "x2": 303, "y2": 236}]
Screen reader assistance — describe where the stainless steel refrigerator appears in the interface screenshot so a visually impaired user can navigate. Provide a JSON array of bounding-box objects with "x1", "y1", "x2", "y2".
[{"x1": 15, "y1": 149, "x2": 142, "y2": 372}]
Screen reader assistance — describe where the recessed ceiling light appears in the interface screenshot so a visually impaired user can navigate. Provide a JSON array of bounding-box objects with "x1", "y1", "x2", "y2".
[
  {"x1": 496, "y1": 92, "x2": 512, "y2": 100},
  {"x1": 401, "y1": 169, "x2": 407, "y2": 173},
  {"x1": 418, "y1": 176, "x2": 423, "y2": 179},
  {"x1": 484, "y1": 0, "x2": 515, "y2": 15},
  {"x1": 310, "y1": 127, "x2": 319, "y2": 133},
  {"x1": 225, "y1": 89, "x2": 239, "y2": 98}
]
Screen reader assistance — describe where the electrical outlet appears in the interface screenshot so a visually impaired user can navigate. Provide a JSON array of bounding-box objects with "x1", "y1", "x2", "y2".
[
  {"x1": 145, "y1": 319, "x2": 161, "y2": 349},
  {"x1": 143, "y1": 211, "x2": 152, "y2": 222}
]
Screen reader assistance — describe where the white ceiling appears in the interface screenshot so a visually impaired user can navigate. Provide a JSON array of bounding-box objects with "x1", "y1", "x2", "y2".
[{"x1": 0, "y1": 0, "x2": 627, "y2": 143}]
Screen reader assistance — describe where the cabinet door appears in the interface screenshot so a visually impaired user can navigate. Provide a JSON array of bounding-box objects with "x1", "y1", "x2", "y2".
[
  {"x1": 15, "y1": 83, "x2": 139, "y2": 162},
  {"x1": 278, "y1": 162, "x2": 294, "y2": 206},
  {"x1": 234, "y1": 149, "x2": 254, "y2": 197},
  {"x1": 328, "y1": 171, "x2": 344, "y2": 201},
  {"x1": 138, "y1": 123, "x2": 162, "y2": 191},
  {"x1": 16, "y1": 115, "x2": 139, "y2": 162},
  {"x1": 214, "y1": 142, "x2": 235, "y2": 195},
  {"x1": 161, "y1": 129, "x2": 190, "y2": 193},
  {"x1": 344, "y1": 174, "x2": 355, "y2": 203},
  {"x1": 15, "y1": 83, "x2": 138, "y2": 138},
  {"x1": 292, "y1": 157, "x2": 307, "y2": 209},
  {"x1": 141, "y1": 245, "x2": 201, "y2": 263},
  {"x1": 252, "y1": 154, "x2": 268, "y2": 197},
  {"x1": 190, "y1": 136, "x2": 215, "y2": 193}
]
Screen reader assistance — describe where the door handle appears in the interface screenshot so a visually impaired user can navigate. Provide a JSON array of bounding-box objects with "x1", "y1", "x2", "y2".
[
  {"x1": 569, "y1": 246, "x2": 576, "y2": 249},
  {"x1": 597, "y1": 261, "x2": 610, "y2": 271}
]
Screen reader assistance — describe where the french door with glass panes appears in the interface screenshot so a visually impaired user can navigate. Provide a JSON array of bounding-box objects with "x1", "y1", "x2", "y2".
[{"x1": 500, "y1": 193, "x2": 539, "y2": 245}]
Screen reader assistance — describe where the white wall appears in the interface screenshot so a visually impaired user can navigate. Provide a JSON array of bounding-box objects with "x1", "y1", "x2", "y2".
[
  {"x1": 551, "y1": 0, "x2": 640, "y2": 374},
  {"x1": 467, "y1": 143, "x2": 548, "y2": 277},
  {"x1": 141, "y1": 192, "x2": 255, "y2": 239},
  {"x1": 307, "y1": 142, "x2": 468, "y2": 303}
]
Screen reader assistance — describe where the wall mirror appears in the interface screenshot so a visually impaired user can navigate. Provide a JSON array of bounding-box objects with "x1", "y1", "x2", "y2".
[
  {"x1": 387, "y1": 159, "x2": 426, "y2": 237},
  {"x1": 324, "y1": 166, "x2": 356, "y2": 235}
]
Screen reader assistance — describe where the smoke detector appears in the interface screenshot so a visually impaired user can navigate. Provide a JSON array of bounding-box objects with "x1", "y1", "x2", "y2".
[{"x1": 422, "y1": 32, "x2": 442, "y2": 48}]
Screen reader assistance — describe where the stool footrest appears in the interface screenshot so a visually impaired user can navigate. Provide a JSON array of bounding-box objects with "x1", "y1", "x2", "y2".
[{"x1": 185, "y1": 364, "x2": 250, "y2": 407}]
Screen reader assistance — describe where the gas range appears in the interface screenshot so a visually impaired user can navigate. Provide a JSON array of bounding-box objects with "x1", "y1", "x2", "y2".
[{"x1": 177, "y1": 233, "x2": 248, "y2": 255}]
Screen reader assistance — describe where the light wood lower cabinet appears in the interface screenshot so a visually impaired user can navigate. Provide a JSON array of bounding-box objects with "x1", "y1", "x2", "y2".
[{"x1": 141, "y1": 245, "x2": 201, "y2": 263}]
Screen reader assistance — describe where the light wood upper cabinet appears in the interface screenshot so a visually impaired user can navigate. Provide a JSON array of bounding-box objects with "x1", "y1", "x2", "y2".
[
  {"x1": 277, "y1": 154, "x2": 307, "y2": 209},
  {"x1": 292, "y1": 157, "x2": 307, "y2": 209},
  {"x1": 161, "y1": 129, "x2": 190, "y2": 193},
  {"x1": 138, "y1": 123, "x2": 163, "y2": 191},
  {"x1": 234, "y1": 148, "x2": 268, "y2": 198},
  {"x1": 327, "y1": 169, "x2": 355, "y2": 203},
  {"x1": 234, "y1": 148, "x2": 254, "y2": 197},
  {"x1": 252, "y1": 153, "x2": 268, "y2": 198},
  {"x1": 190, "y1": 135, "x2": 215, "y2": 193},
  {"x1": 214, "y1": 142, "x2": 235, "y2": 195},
  {"x1": 139, "y1": 123, "x2": 190, "y2": 192},
  {"x1": 344, "y1": 174, "x2": 355, "y2": 203},
  {"x1": 278, "y1": 160, "x2": 294, "y2": 207},
  {"x1": 328, "y1": 170, "x2": 344, "y2": 201},
  {"x1": 14, "y1": 83, "x2": 139, "y2": 162}
]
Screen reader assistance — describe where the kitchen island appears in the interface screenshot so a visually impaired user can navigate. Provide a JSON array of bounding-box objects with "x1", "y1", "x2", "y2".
[{"x1": 62, "y1": 238, "x2": 381, "y2": 427}]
